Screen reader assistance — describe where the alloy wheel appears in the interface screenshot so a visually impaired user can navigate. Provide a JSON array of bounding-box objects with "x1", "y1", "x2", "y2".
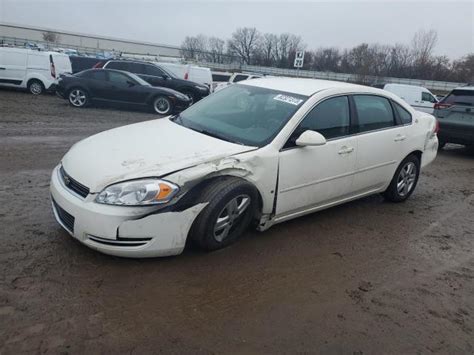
[
  {"x1": 397, "y1": 162, "x2": 417, "y2": 197},
  {"x1": 154, "y1": 97, "x2": 171, "y2": 114},
  {"x1": 30, "y1": 82, "x2": 42, "y2": 95},
  {"x1": 69, "y1": 89, "x2": 87, "y2": 107},
  {"x1": 213, "y1": 194, "x2": 251, "y2": 242}
]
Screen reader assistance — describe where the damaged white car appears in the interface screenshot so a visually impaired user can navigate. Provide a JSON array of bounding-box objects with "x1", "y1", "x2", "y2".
[{"x1": 50, "y1": 78, "x2": 438, "y2": 257}]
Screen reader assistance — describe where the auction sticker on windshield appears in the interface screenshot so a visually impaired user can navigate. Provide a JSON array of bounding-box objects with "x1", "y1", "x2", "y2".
[{"x1": 273, "y1": 94, "x2": 304, "y2": 106}]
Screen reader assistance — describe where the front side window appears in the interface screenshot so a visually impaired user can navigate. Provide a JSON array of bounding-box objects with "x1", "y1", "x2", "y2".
[
  {"x1": 175, "y1": 84, "x2": 307, "y2": 147},
  {"x1": 108, "y1": 71, "x2": 131, "y2": 86},
  {"x1": 353, "y1": 95, "x2": 395, "y2": 133},
  {"x1": 145, "y1": 65, "x2": 165, "y2": 77},
  {"x1": 294, "y1": 96, "x2": 350, "y2": 141},
  {"x1": 422, "y1": 92, "x2": 436, "y2": 103},
  {"x1": 233, "y1": 75, "x2": 249, "y2": 82}
]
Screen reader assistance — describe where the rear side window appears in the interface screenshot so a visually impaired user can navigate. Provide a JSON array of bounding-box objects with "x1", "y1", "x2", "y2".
[
  {"x1": 353, "y1": 95, "x2": 395, "y2": 133},
  {"x1": 89, "y1": 70, "x2": 107, "y2": 81},
  {"x1": 442, "y1": 90, "x2": 474, "y2": 107},
  {"x1": 106, "y1": 61, "x2": 129, "y2": 71},
  {"x1": 296, "y1": 96, "x2": 351, "y2": 140},
  {"x1": 393, "y1": 102, "x2": 412, "y2": 124},
  {"x1": 212, "y1": 74, "x2": 231, "y2": 82}
]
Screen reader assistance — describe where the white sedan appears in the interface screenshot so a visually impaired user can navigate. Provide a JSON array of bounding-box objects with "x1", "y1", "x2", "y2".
[{"x1": 50, "y1": 78, "x2": 438, "y2": 258}]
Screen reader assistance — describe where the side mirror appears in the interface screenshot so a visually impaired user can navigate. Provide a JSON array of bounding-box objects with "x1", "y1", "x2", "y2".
[
  {"x1": 126, "y1": 80, "x2": 135, "y2": 87},
  {"x1": 161, "y1": 74, "x2": 169, "y2": 80},
  {"x1": 295, "y1": 130, "x2": 327, "y2": 147}
]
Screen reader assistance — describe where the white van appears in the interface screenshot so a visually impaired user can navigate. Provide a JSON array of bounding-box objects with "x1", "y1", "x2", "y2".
[
  {"x1": 158, "y1": 62, "x2": 213, "y2": 91},
  {"x1": 0, "y1": 47, "x2": 72, "y2": 94},
  {"x1": 383, "y1": 83, "x2": 438, "y2": 114}
]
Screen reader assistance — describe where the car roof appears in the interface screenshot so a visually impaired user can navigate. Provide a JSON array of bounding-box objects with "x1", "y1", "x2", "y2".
[
  {"x1": 240, "y1": 77, "x2": 369, "y2": 96},
  {"x1": 454, "y1": 85, "x2": 474, "y2": 91}
]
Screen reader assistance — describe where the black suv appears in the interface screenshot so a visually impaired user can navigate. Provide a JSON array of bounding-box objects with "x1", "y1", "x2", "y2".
[{"x1": 101, "y1": 60, "x2": 210, "y2": 103}]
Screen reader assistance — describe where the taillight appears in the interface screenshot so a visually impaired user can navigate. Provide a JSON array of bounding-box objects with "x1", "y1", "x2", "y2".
[
  {"x1": 49, "y1": 54, "x2": 56, "y2": 78},
  {"x1": 184, "y1": 72, "x2": 189, "y2": 80},
  {"x1": 93, "y1": 61, "x2": 104, "y2": 69},
  {"x1": 50, "y1": 62, "x2": 56, "y2": 78},
  {"x1": 434, "y1": 103, "x2": 451, "y2": 110}
]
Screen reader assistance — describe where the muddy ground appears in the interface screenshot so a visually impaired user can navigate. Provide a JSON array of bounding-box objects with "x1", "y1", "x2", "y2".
[{"x1": 0, "y1": 89, "x2": 473, "y2": 354}]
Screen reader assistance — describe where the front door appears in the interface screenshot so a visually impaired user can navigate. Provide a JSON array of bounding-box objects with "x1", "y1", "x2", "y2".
[{"x1": 276, "y1": 96, "x2": 357, "y2": 217}]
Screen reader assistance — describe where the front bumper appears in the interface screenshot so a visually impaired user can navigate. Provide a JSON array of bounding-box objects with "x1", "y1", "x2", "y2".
[{"x1": 50, "y1": 165, "x2": 206, "y2": 258}]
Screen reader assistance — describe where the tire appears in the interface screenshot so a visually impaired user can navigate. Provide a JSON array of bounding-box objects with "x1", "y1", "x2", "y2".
[
  {"x1": 181, "y1": 90, "x2": 196, "y2": 105},
  {"x1": 189, "y1": 177, "x2": 258, "y2": 251},
  {"x1": 438, "y1": 140, "x2": 446, "y2": 150},
  {"x1": 383, "y1": 154, "x2": 420, "y2": 202},
  {"x1": 68, "y1": 88, "x2": 89, "y2": 108},
  {"x1": 152, "y1": 96, "x2": 173, "y2": 115},
  {"x1": 27, "y1": 80, "x2": 44, "y2": 95}
]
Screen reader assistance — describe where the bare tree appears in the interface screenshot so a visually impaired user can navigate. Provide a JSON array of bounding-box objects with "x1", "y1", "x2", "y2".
[
  {"x1": 227, "y1": 27, "x2": 260, "y2": 64},
  {"x1": 181, "y1": 35, "x2": 208, "y2": 60},
  {"x1": 207, "y1": 37, "x2": 226, "y2": 63},
  {"x1": 42, "y1": 31, "x2": 60, "y2": 43},
  {"x1": 411, "y1": 29, "x2": 438, "y2": 66}
]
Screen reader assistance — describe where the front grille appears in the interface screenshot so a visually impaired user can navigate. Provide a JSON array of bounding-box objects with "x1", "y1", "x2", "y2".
[
  {"x1": 52, "y1": 198, "x2": 75, "y2": 233},
  {"x1": 60, "y1": 166, "x2": 90, "y2": 198}
]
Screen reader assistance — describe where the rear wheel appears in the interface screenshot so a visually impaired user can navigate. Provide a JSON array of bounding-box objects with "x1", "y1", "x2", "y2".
[
  {"x1": 189, "y1": 178, "x2": 258, "y2": 251},
  {"x1": 383, "y1": 155, "x2": 420, "y2": 202},
  {"x1": 28, "y1": 80, "x2": 44, "y2": 95},
  {"x1": 153, "y1": 96, "x2": 172, "y2": 115},
  {"x1": 68, "y1": 88, "x2": 89, "y2": 107},
  {"x1": 438, "y1": 139, "x2": 446, "y2": 150}
]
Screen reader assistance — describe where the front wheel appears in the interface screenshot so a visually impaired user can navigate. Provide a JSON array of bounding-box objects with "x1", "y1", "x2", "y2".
[
  {"x1": 383, "y1": 155, "x2": 420, "y2": 202},
  {"x1": 153, "y1": 96, "x2": 173, "y2": 115},
  {"x1": 189, "y1": 178, "x2": 258, "y2": 251},
  {"x1": 68, "y1": 88, "x2": 89, "y2": 107}
]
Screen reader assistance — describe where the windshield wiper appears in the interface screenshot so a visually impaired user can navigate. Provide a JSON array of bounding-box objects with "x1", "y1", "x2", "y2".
[{"x1": 196, "y1": 128, "x2": 244, "y2": 145}]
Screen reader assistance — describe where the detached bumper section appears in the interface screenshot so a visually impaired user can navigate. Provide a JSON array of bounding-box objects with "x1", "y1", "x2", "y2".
[{"x1": 50, "y1": 165, "x2": 206, "y2": 257}]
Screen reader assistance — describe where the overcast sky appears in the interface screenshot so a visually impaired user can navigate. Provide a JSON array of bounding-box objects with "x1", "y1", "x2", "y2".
[{"x1": 1, "y1": 0, "x2": 473, "y2": 58}]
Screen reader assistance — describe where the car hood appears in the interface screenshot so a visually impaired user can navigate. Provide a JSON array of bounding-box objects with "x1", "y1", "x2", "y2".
[{"x1": 61, "y1": 118, "x2": 256, "y2": 192}]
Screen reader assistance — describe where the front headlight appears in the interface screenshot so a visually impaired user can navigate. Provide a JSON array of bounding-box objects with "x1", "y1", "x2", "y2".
[
  {"x1": 95, "y1": 179, "x2": 179, "y2": 206},
  {"x1": 195, "y1": 85, "x2": 208, "y2": 91}
]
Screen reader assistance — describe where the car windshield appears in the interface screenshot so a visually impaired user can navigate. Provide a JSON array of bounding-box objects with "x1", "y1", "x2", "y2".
[
  {"x1": 128, "y1": 72, "x2": 151, "y2": 86},
  {"x1": 173, "y1": 84, "x2": 308, "y2": 147}
]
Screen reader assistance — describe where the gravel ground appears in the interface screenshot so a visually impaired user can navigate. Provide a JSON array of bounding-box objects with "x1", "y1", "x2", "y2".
[{"x1": 0, "y1": 89, "x2": 473, "y2": 354}]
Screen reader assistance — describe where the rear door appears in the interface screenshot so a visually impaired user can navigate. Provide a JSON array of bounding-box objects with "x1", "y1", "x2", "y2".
[
  {"x1": 0, "y1": 48, "x2": 27, "y2": 85},
  {"x1": 351, "y1": 94, "x2": 409, "y2": 194}
]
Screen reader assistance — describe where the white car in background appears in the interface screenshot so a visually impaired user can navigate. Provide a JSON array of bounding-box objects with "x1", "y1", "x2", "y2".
[
  {"x1": 159, "y1": 62, "x2": 213, "y2": 91},
  {"x1": 50, "y1": 78, "x2": 438, "y2": 258},
  {"x1": 213, "y1": 72, "x2": 263, "y2": 92},
  {"x1": 383, "y1": 83, "x2": 438, "y2": 114},
  {"x1": 0, "y1": 47, "x2": 72, "y2": 94}
]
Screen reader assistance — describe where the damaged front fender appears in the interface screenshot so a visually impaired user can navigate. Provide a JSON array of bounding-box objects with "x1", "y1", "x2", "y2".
[{"x1": 114, "y1": 203, "x2": 208, "y2": 257}]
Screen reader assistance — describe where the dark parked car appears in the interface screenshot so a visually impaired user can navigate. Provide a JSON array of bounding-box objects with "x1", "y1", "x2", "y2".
[
  {"x1": 56, "y1": 69, "x2": 191, "y2": 115},
  {"x1": 434, "y1": 86, "x2": 474, "y2": 148},
  {"x1": 99, "y1": 60, "x2": 210, "y2": 103}
]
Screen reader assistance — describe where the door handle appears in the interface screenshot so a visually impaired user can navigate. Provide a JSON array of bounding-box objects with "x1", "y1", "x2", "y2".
[
  {"x1": 394, "y1": 135, "x2": 406, "y2": 142},
  {"x1": 338, "y1": 146, "x2": 354, "y2": 155}
]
